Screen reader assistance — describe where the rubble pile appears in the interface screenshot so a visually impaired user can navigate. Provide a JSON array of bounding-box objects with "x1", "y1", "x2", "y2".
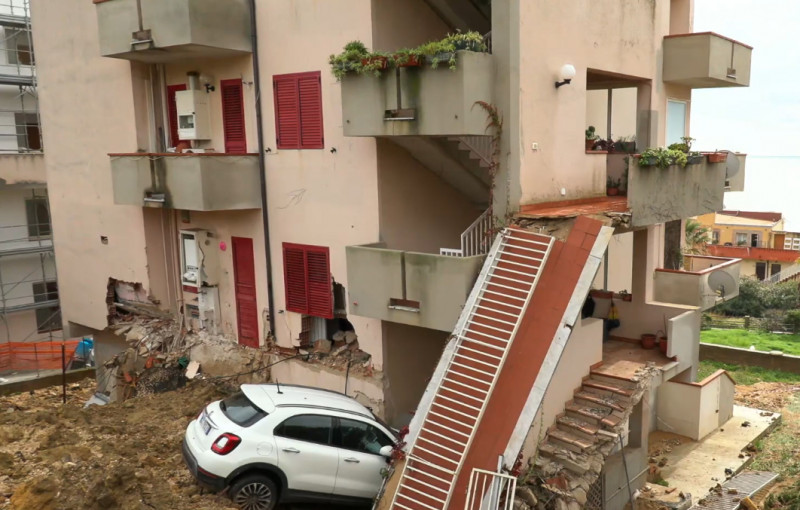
[
  {"x1": 0, "y1": 378, "x2": 237, "y2": 509},
  {"x1": 300, "y1": 330, "x2": 374, "y2": 376}
]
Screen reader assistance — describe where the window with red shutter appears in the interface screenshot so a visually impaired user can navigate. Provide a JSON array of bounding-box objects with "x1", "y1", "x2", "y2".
[
  {"x1": 167, "y1": 84, "x2": 187, "y2": 148},
  {"x1": 221, "y1": 78, "x2": 247, "y2": 154},
  {"x1": 273, "y1": 71, "x2": 323, "y2": 149},
  {"x1": 282, "y1": 243, "x2": 332, "y2": 319}
]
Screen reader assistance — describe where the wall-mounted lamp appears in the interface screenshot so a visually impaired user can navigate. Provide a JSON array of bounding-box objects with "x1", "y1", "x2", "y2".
[{"x1": 555, "y1": 64, "x2": 576, "y2": 89}]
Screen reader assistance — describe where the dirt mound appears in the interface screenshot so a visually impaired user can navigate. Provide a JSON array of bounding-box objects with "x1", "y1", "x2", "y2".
[
  {"x1": 735, "y1": 382, "x2": 800, "y2": 412},
  {"x1": 0, "y1": 378, "x2": 238, "y2": 509}
]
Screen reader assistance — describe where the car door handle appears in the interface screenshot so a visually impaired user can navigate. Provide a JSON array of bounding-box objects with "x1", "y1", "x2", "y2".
[
  {"x1": 344, "y1": 457, "x2": 360, "y2": 463},
  {"x1": 282, "y1": 447, "x2": 300, "y2": 453}
]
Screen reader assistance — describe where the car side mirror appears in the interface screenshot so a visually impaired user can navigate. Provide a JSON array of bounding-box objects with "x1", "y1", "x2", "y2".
[{"x1": 379, "y1": 445, "x2": 394, "y2": 458}]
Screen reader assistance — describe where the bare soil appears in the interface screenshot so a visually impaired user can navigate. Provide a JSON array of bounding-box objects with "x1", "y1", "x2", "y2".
[{"x1": 0, "y1": 378, "x2": 237, "y2": 510}]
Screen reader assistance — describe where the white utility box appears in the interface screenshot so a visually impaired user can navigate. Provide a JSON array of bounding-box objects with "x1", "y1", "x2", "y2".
[
  {"x1": 176, "y1": 90, "x2": 212, "y2": 140},
  {"x1": 179, "y1": 229, "x2": 220, "y2": 289}
]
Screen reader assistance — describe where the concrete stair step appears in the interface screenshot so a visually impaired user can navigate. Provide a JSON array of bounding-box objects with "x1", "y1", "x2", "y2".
[
  {"x1": 538, "y1": 441, "x2": 592, "y2": 476},
  {"x1": 565, "y1": 400, "x2": 623, "y2": 429},
  {"x1": 556, "y1": 415, "x2": 599, "y2": 441},
  {"x1": 582, "y1": 379, "x2": 634, "y2": 400},
  {"x1": 574, "y1": 390, "x2": 627, "y2": 412},
  {"x1": 588, "y1": 372, "x2": 638, "y2": 389},
  {"x1": 549, "y1": 428, "x2": 595, "y2": 454}
]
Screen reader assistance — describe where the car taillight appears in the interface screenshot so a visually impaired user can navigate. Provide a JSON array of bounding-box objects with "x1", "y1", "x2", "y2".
[{"x1": 211, "y1": 433, "x2": 241, "y2": 455}]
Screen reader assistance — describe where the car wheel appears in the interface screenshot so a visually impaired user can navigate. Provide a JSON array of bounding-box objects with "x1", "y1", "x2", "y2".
[{"x1": 230, "y1": 474, "x2": 278, "y2": 510}]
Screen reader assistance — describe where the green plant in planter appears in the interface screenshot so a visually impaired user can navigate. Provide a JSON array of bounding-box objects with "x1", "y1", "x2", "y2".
[
  {"x1": 638, "y1": 147, "x2": 688, "y2": 168},
  {"x1": 687, "y1": 151, "x2": 704, "y2": 164},
  {"x1": 586, "y1": 126, "x2": 597, "y2": 140},
  {"x1": 668, "y1": 142, "x2": 689, "y2": 153},
  {"x1": 416, "y1": 31, "x2": 487, "y2": 70},
  {"x1": 329, "y1": 41, "x2": 388, "y2": 80},
  {"x1": 391, "y1": 47, "x2": 425, "y2": 67}
]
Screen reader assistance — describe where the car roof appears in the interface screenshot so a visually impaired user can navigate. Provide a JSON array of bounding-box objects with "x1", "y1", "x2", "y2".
[{"x1": 241, "y1": 383, "x2": 374, "y2": 419}]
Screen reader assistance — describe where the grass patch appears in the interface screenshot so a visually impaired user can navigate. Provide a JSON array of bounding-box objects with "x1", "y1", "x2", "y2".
[
  {"x1": 752, "y1": 394, "x2": 800, "y2": 478},
  {"x1": 697, "y1": 361, "x2": 800, "y2": 385},
  {"x1": 701, "y1": 329, "x2": 800, "y2": 356}
]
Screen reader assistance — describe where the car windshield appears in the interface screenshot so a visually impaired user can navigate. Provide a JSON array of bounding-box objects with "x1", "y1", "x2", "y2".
[{"x1": 219, "y1": 391, "x2": 267, "y2": 427}]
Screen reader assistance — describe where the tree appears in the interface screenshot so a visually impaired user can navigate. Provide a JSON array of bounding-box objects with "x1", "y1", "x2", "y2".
[
  {"x1": 684, "y1": 219, "x2": 711, "y2": 254},
  {"x1": 712, "y1": 278, "x2": 800, "y2": 317}
]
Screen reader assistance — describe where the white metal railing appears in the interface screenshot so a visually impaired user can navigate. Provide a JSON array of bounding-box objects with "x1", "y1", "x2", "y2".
[
  {"x1": 767, "y1": 263, "x2": 800, "y2": 284},
  {"x1": 440, "y1": 209, "x2": 492, "y2": 257},
  {"x1": 456, "y1": 136, "x2": 493, "y2": 168},
  {"x1": 465, "y1": 468, "x2": 517, "y2": 510}
]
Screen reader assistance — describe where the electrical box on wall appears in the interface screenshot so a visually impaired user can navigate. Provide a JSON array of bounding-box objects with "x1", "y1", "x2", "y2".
[
  {"x1": 176, "y1": 90, "x2": 212, "y2": 140},
  {"x1": 179, "y1": 229, "x2": 220, "y2": 289}
]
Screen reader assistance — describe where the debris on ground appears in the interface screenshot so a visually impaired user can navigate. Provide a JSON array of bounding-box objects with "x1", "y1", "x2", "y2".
[
  {"x1": 636, "y1": 483, "x2": 691, "y2": 510},
  {"x1": 0, "y1": 378, "x2": 238, "y2": 509},
  {"x1": 734, "y1": 383, "x2": 800, "y2": 412}
]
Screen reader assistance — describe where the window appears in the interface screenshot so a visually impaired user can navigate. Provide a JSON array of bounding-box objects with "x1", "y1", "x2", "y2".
[
  {"x1": 15, "y1": 112, "x2": 41, "y2": 151},
  {"x1": 735, "y1": 232, "x2": 748, "y2": 246},
  {"x1": 220, "y1": 391, "x2": 267, "y2": 427},
  {"x1": 32, "y1": 281, "x2": 60, "y2": 333},
  {"x1": 26, "y1": 196, "x2": 51, "y2": 238},
  {"x1": 274, "y1": 415, "x2": 334, "y2": 445},
  {"x1": 666, "y1": 99, "x2": 687, "y2": 145},
  {"x1": 750, "y1": 233, "x2": 759, "y2": 248},
  {"x1": 282, "y1": 243, "x2": 332, "y2": 318},
  {"x1": 712, "y1": 230, "x2": 720, "y2": 245},
  {"x1": 273, "y1": 71, "x2": 324, "y2": 149},
  {"x1": 336, "y1": 418, "x2": 393, "y2": 456},
  {"x1": 166, "y1": 84, "x2": 187, "y2": 148},
  {"x1": 221, "y1": 78, "x2": 246, "y2": 154}
]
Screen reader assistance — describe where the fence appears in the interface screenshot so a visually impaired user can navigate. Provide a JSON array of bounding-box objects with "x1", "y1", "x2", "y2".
[
  {"x1": 0, "y1": 339, "x2": 81, "y2": 372},
  {"x1": 702, "y1": 315, "x2": 799, "y2": 334},
  {"x1": 464, "y1": 468, "x2": 517, "y2": 510}
]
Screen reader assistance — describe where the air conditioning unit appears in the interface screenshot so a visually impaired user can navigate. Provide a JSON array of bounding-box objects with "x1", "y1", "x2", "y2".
[{"x1": 176, "y1": 90, "x2": 212, "y2": 140}]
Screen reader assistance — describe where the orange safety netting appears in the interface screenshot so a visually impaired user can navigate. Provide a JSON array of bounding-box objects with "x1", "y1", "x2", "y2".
[{"x1": 0, "y1": 340, "x2": 82, "y2": 372}]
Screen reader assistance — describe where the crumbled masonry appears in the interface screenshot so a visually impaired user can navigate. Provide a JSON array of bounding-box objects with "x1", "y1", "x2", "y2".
[{"x1": 516, "y1": 363, "x2": 661, "y2": 510}]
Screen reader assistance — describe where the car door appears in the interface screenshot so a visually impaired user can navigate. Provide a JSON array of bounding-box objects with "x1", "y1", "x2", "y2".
[
  {"x1": 273, "y1": 414, "x2": 339, "y2": 496},
  {"x1": 332, "y1": 417, "x2": 394, "y2": 499}
]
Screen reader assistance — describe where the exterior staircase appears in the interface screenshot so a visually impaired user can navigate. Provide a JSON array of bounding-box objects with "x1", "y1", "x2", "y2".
[
  {"x1": 389, "y1": 227, "x2": 555, "y2": 510},
  {"x1": 533, "y1": 369, "x2": 658, "y2": 505}
]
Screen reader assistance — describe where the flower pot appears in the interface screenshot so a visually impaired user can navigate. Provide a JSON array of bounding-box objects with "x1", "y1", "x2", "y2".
[
  {"x1": 361, "y1": 56, "x2": 388, "y2": 70},
  {"x1": 616, "y1": 141, "x2": 636, "y2": 154},
  {"x1": 394, "y1": 54, "x2": 423, "y2": 67},
  {"x1": 606, "y1": 187, "x2": 619, "y2": 196},
  {"x1": 641, "y1": 334, "x2": 657, "y2": 350},
  {"x1": 586, "y1": 139, "x2": 597, "y2": 151},
  {"x1": 638, "y1": 156, "x2": 657, "y2": 167},
  {"x1": 687, "y1": 154, "x2": 704, "y2": 165},
  {"x1": 707, "y1": 152, "x2": 727, "y2": 163},
  {"x1": 658, "y1": 339, "x2": 668, "y2": 355}
]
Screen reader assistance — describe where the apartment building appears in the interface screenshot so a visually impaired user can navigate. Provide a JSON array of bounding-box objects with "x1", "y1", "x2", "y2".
[
  {"x1": 0, "y1": 0, "x2": 58, "y2": 346},
  {"x1": 30, "y1": 1, "x2": 752, "y2": 509},
  {"x1": 697, "y1": 211, "x2": 800, "y2": 281}
]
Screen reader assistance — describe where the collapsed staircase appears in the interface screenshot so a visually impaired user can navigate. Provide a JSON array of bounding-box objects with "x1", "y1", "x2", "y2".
[
  {"x1": 389, "y1": 227, "x2": 555, "y2": 510},
  {"x1": 534, "y1": 368, "x2": 659, "y2": 506}
]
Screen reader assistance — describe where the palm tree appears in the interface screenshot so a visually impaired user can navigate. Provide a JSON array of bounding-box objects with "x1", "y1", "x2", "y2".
[{"x1": 685, "y1": 219, "x2": 711, "y2": 254}]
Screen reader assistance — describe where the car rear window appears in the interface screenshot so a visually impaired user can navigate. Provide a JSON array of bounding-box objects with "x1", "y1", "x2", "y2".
[{"x1": 220, "y1": 391, "x2": 267, "y2": 427}]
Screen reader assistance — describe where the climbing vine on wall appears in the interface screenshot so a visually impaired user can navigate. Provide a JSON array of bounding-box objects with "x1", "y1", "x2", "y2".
[{"x1": 473, "y1": 100, "x2": 505, "y2": 236}]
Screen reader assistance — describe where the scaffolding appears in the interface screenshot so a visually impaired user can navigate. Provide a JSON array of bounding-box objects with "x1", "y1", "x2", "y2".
[{"x1": 0, "y1": 0, "x2": 57, "y2": 347}]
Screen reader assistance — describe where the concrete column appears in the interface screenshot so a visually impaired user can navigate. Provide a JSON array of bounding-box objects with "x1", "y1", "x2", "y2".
[{"x1": 636, "y1": 82, "x2": 655, "y2": 149}]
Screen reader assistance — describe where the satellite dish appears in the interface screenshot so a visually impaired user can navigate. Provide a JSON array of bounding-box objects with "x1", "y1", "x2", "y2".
[
  {"x1": 722, "y1": 150, "x2": 740, "y2": 180},
  {"x1": 708, "y1": 270, "x2": 737, "y2": 298}
]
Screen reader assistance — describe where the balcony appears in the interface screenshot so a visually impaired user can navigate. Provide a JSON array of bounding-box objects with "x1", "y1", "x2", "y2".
[
  {"x1": 0, "y1": 154, "x2": 45, "y2": 186},
  {"x1": 341, "y1": 51, "x2": 494, "y2": 137},
  {"x1": 345, "y1": 243, "x2": 484, "y2": 331},
  {"x1": 653, "y1": 256, "x2": 741, "y2": 311},
  {"x1": 663, "y1": 32, "x2": 752, "y2": 88},
  {"x1": 109, "y1": 153, "x2": 261, "y2": 211},
  {"x1": 95, "y1": 0, "x2": 251, "y2": 63},
  {"x1": 627, "y1": 156, "x2": 729, "y2": 227}
]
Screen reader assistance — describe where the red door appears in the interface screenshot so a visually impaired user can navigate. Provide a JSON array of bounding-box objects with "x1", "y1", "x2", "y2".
[
  {"x1": 166, "y1": 84, "x2": 187, "y2": 148},
  {"x1": 232, "y1": 237, "x2": 259, "y2": 347},
  {"x1": 221, "y1": 78, "x2": 247, "y2": 154}
]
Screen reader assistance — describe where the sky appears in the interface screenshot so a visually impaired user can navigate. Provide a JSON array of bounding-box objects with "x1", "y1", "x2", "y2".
[{"x1": 691, "y1": 0, "x2": 800, "y2": 229}]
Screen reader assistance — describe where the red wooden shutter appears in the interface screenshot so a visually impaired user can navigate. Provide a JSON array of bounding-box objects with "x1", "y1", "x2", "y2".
[
  {"x1": 283, "y1": 244, "x2": 308, "y2": 314},
  {"x1": 298, "y1": 73, "x2": 323, "y2": 149},
  {"x1": 274, "y1": 75, "x2": 300, "y2": 149},
  {"x1": 282, "y1": 243, "x2": 332, "y2": 318},
  {"x1": 305, "y1": 246, "x2": 332, "y2": 318},
  {"x1": 221, "y1": 79, "x2": 247, "y2": 154},
  {"x1": 167, "y1": 84, "x2": 187, "y2": 147}
]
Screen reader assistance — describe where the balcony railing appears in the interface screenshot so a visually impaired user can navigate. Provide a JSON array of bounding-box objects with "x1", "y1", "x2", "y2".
[
  {"x1": 663, "y1": 32, "x2": 752, "y2": 88},
  {"x1": 345, "y1": 243, "x2": 484, "y2": 331},
  {"x1": 109, "y1": 152, "x2": 261, "y2": 211},
  {"x1": 653, "y1": 255, "x2": 741, "y2": 311},
  {"x1": 95, "y1": 0, "x2": 251, "y2": 63},
  {"x1": 341, "y1": 51, "x2": 495, "y2": 137}
]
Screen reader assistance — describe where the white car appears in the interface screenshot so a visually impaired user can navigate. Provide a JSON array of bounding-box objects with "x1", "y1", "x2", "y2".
[{"x1": 182, "y1": 384, "x2": 397, "y2": 509}]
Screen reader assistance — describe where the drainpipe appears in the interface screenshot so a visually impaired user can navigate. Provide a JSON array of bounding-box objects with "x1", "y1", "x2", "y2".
[{"x1": 248, "y1": 0, "x2": 276, "y2": 337}]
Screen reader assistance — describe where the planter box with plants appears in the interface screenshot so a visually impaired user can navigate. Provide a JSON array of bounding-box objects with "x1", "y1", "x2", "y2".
[
  {"x1": 335, "y1": 32, "x2": 495, "y2": 137},
  {"x1": 627, "y1": 138, "x2": 727, "y2": 226}
]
